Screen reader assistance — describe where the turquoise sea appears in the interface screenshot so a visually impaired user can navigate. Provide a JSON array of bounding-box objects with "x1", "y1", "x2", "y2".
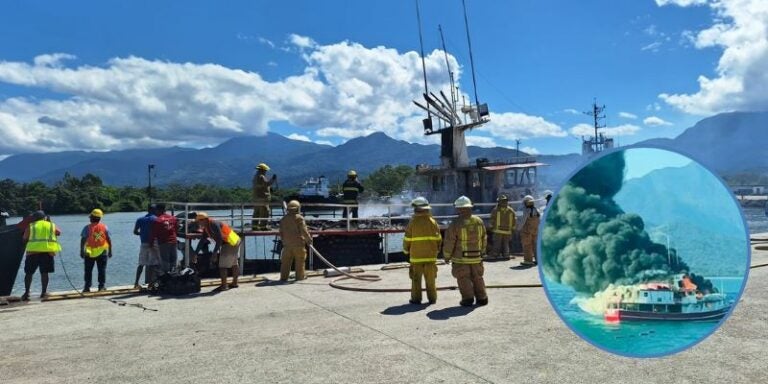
[{"x1": 545, "y1": 277, "x2": 744, "y2": 357}]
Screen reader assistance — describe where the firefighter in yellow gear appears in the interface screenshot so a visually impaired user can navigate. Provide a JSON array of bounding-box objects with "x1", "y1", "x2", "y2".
[
  {"x1": 489, "y1": 194, "x2": 515, "y2": 259},
  {"x1": 519, "y1": 195, "x2": 541, "y2": 267},
  {"x1": 403, "y1": 197, "x2": 441, "y2": 305},
  {"x1": 278, "y1": 200, "x2": 313, "y2": 281},
  {"x1": 252, "y1": 163, "x2": 276, "y2": 230},
  {"x1": 443, "y1": 196, "x2": 488, "y2": 306}
]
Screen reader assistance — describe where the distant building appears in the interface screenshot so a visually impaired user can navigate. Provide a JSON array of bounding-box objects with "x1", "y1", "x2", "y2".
[{"x1": 733, "y1": 185, "x2": 766, "y2": 195}]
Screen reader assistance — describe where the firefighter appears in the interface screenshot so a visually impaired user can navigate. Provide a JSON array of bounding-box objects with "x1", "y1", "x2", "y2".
[
  {"x1": 278, "y1": 200, "x2": 313, "y2": 281},
  {"x1": 403, "y1": 197, "x2": 441, "y2": 304},
  {"x1": 542, "y1": 190, "x2": 553, "y2": 206},
  {"x1": 252, "y1": 163, "x2": 276, "y2": 231},
  {"x1": 489, "y1": 194, "x2": 515, "y2": 259},
  {"x1": 519, "y1": 195, "x2": 541, "y2": 267},
  {"x1": 341, "y1": 170, "x2": 364, "y2": 221},
  {"x1": 443, "y1": 196, "x2": 488, "y2": 307},
  {"x1": 196, "y1": 212, "x2": 242, "y2": 291}
]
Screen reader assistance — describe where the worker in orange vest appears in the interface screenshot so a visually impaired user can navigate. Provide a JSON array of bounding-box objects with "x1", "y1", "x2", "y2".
[
  {"x1": 196, "y1": 212, "x2": 242, "y2": 291},
  {"x1": 443, "y1": 196, "x2": 488, "y2": 307},
  {"x1": 80, "y1": 208, "x2": 113, "y2": 292},
  {"x1": 403, "y1": 197, "x2": 441, "y2": 304}
]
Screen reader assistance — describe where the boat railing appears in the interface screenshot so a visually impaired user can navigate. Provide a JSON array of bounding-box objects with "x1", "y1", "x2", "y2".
[{"x1": 161, "y1": 198, "x2": 548, "y2": 272}]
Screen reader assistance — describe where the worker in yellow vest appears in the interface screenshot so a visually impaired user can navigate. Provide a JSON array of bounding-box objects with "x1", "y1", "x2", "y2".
[
  {"x1": 196, "y1": 212, "x2": 242, "y2": 291},
  {"x1": 443, "y1": 196, "x2": 488, "y2": 307},
  {"x1": 21, "y1": 210, "x2": 61, "y2": 300},
  {"x1": 489, "y1": 194, "x2": 515, "y2": 259},
  {"x1": 80, "y1": 208, "x2": 113, "y2": 292},
  {"x1": 519, "y1": 195, "x2": 541, "y2": 267},
  {"x1": 403, "y1": 197, "x2": 441, "y2": 305},
  {"x1": 278, "y1": 200, "x2": 313, "y2": 282}
]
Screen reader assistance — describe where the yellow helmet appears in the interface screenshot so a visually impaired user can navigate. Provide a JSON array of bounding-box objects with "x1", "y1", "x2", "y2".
[
  {"x1": 347, "y1": 170, "x2": 357, "y2": 177},
  {"x1": 256, "y1": 163, "x2": 270, "y2": 171},
  {"x1": 454, "y1": 195, "x2": 473, "y2": 208},
  {"x1": 90, "y1": 208, "x2": 104, "y2": 218},
  {"x1": 195, "y1": 212, "x2": 209, "y2": 220},
  {"x1": 411, "y1": 197, "x2": 431, "y2": 210},
  {"x1": 497, "y1": 194, "x2": 509, "y2": 202},
  {"x1": 287, "y1": 200, "x2": 301, "y2": 211}
]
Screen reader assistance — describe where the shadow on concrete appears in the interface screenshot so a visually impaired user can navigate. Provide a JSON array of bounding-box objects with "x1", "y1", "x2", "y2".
[
  {"x1": 510, "y1": 264, "x2": 536, "y2": 270},
  {"x1": 426, "y1": 305, "x2": 475, "y2": 320},
  {"x1": 256, "y1": 280, "x2": 293, "y2": 287},
  {"x1": 380, "y1": 303, "x2": 428, "y2": 315}
]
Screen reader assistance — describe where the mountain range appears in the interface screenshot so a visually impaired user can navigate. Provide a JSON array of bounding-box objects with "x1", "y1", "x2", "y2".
[{"x1": 0, "y1": 111, "x2": 765, "y2": 188}]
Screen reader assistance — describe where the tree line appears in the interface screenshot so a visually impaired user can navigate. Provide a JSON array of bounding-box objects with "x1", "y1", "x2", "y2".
[{"x1": 0, "y1": 165, "x2": 418, "y2": 216}]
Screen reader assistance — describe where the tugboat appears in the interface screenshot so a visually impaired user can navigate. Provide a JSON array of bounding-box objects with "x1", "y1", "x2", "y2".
[
  {"x1": 604, "y1": 274, "x2": 731, "y2": 322},
  {"x1": 284, "y1": 176, "x2": 341, "y2": 213}
]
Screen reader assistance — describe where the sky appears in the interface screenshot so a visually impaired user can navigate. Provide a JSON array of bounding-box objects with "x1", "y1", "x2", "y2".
[
  {"x1": 0, "y1": 0, "x2": 767, "y2": 159},
  {"x1": 624, "y1": 147, "x2": 693, "y2": 180}
]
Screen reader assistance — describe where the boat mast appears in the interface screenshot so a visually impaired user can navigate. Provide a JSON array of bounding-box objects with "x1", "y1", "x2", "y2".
[
  {"x1": 415, "y1": 0, "x2": 431, "y2": 123},
  {"x1": 462, "y1": 0, "x2": 480, "y2": 108},
  {"x1": 438, "y1": 24, "x2": 457, "y2": 114}
]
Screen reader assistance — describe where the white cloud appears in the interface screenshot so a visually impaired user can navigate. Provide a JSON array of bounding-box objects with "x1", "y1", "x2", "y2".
[
  {"x1": 258, "y1": 36, "x2": 275, "y2": 48},
  {"x1": 465, "y1": 135, "x2": 498, "y2": 148},
  {"x1": 655, "y1": 0, "x2": 708, "y2": 6},
  {"x1": 0, "y1": 38, "x2": 560, "y2": 156},
  {"x1": 483, "y1": 112, "x2": 567, "y2": 139},
  {"x1": 521, "y1": 146, "x2": 540, "y2": 155},
  {"x1": 570, "y1": 123, "x2": 640, "y2": 137},
  {"x1": 658, "y1": 0, "x2": 768, "y2": 115},
  {"x1": 33, "y1": 53, "x2": 76, "y2": 67},
  {"x1": 641, "y1": 42, "x2": 663, "y2": 52},
  {"x1": 619, "y1": 112, "x2": 638, "y2": 119},
  {"x1": 289, "y1": 34, "x2": 316, "y2": 49},
  {"x1": 646, "y1": 102, "x2": 662, "y2": 111},
  {"x1": 563, "y1": 108, "x2": 580, "y2": 115},
  {"x1": 643, "y1": 116, "x2": 673, "y2": 126},
  {"x1": 267, "y1": 61, "x2": 278, "y2": 67},
  {"x1": 315, "y1": 140, "x2": 334, "y2": 146},
  {"x1": 287, "y1": 133, "x2": 311, "y2": 142}
]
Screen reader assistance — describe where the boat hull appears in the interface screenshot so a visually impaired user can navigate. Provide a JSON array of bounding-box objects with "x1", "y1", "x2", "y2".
[{"x1": 617, "y1": 306, "x2": 730, "y2": 321}]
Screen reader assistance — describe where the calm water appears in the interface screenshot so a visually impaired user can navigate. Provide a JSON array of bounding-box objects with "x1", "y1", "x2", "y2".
[
  {"x1": 7, "y1": 208, "x2": 407, "y2": 295},
  {"x1": 546, "y1": 277, "x2": 744, "y2": 357}
]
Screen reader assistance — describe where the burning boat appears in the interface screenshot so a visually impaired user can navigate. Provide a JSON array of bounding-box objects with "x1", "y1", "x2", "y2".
[{"x1": 603, "y1": 274, "x2": 731, "y2": 322}]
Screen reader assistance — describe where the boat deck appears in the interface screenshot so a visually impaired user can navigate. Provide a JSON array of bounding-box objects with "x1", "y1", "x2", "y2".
[{"x1": 2, "y1": 237, "x2": 767, "y2": 383}]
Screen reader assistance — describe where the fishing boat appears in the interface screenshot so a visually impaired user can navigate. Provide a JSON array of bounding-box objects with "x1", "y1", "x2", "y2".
[{"x1": 604, "y1": 274, "x2": 731, "y2": 322}]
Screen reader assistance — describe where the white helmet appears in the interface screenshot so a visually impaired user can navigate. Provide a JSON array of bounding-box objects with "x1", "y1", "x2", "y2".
[
  {"x1": 454, "y1": 195, "x2": 473, "y2": 208},
  {"x1": 411, "y1": 197, "x2": 431, "y2": 209},
  {"x1": 523, "y1": 195, "x2": 535, "y2": 204},
  {"x1": 542, "y1": 190, "x2": 553, "y2": 198}
]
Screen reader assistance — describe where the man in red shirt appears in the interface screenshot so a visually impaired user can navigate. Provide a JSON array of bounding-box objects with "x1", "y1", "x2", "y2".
[{"x1": 150, "y1": 203, "x2": 178, "y2": 273}]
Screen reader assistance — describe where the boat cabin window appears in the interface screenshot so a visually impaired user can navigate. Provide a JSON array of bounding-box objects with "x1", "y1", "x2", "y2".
[{"x1": 643, "y1": 292, "x2": 648, "y2": 297}]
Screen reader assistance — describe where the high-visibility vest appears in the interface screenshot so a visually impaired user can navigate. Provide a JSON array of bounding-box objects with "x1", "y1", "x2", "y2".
[
  {"x1": 491, "y1": 206, "x2": 515, "y2": 235},
  {"x1": 208, "y1": 220, "x2": 241, "y2": 247},
  {"x1": 402, "y1": 212, "x2": 441, "y2": 263},
  {"x1": 85, "y1": 222, "x2": 110, "y2": 258},
  {"x1": 447, "y1": 216, "x2": 486, "y2": 264},
  {"x1": 25, "y1": 220, "x2": 62, "y2": 253}
]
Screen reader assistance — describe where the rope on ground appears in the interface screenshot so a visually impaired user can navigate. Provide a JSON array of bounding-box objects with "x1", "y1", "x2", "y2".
[{"x1": 55, "y1": 251, "x2": 158, "y2": 311}]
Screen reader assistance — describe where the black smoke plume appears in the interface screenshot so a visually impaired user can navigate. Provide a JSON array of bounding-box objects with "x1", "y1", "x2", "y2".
[{"x1": 541, "y1": 151, "x2": 716, "y2": 295}]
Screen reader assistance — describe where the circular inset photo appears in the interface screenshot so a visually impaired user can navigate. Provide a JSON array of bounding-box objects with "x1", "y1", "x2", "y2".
[{"x1": 539, "y1": 146, "x2": 750, "y2": 358}]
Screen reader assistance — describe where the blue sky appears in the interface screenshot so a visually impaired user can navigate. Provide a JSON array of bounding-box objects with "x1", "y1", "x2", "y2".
[
  {"x1": 0, "y1": 0, "x2": 765, "y2": 158},
  {"x1": 624, "y1": 147, "x2": 693, "y2": 180}
]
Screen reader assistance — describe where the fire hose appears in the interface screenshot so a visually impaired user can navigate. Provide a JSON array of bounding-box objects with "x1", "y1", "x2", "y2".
[{"x1": 308, "y1": 244, "x2": 542, "y2": 293}]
